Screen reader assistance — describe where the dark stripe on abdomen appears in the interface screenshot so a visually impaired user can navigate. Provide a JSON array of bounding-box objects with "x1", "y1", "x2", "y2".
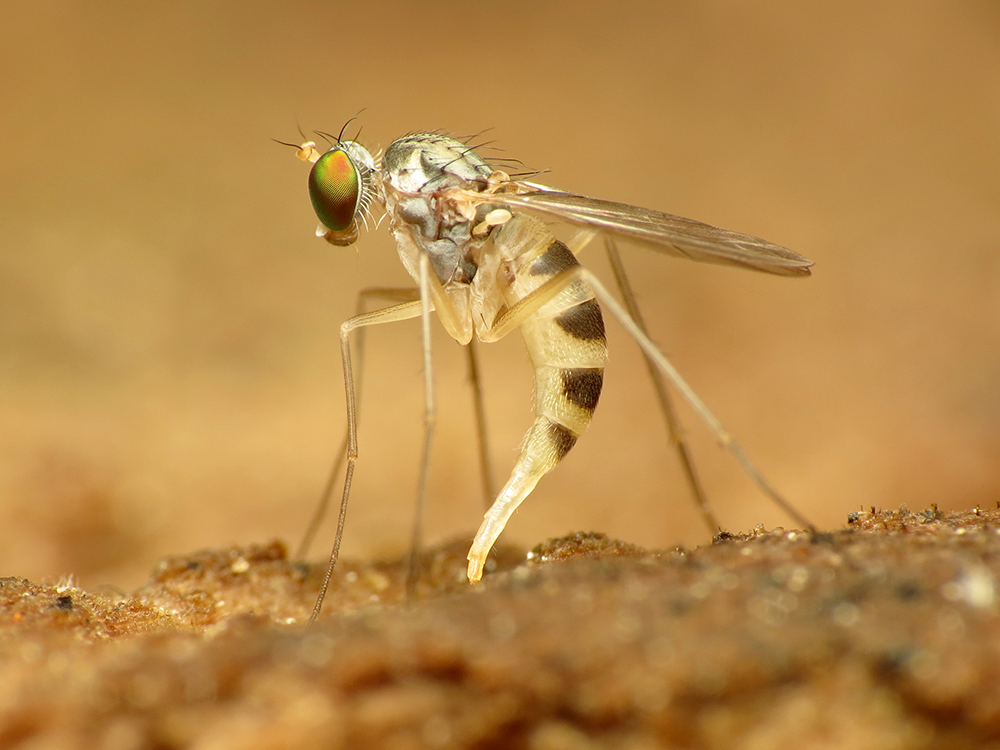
[
  {"x1": 530, "y1": 240, "x2": 577, "y2": 276},
  {"x1": 561, "y1": 368, "x2": 604, "y2": 412},
  {"x1": 547, "y1": 420, "x2": 579, "y2": 460},
  {"x1": 555, "y1": 299, "x2": 606, "y2": 342}
]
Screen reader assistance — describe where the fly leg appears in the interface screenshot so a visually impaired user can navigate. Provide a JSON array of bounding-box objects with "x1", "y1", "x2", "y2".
[
  {"x1": 603, "y1": 238, "x2": 720, "y2": 534},
  {"x1": 465, "y1": 339, "x2": 497, "y2": 508},
  {"x1": 574, "y1": 265, "x2": 815, "y2": 532},
  {"x1": 563, "y1": 231, "x2": 720, "y2": 534},
  {"x1": 363, "y1": 254, "x2": 500, "y2": 600},
  {"x1": 406, "y1": 254, "x2": 436, "y2": 602},
  {"x1": 296, "y1": 287, "x2": 423, "y2": 561},
  {"x1": 404, "y1": 253, "x2": 505, "y2": 598},
  {"x1": 297, "y1": 293, "x2": 499, "y2": 559},
  {"x1": 309, "y1": 293, "x2": 428, "y2": 624}
]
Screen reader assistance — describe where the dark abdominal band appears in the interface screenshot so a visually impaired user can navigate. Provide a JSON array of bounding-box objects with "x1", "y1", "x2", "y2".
[
  {"x1": 555, "y1": 300, "x2": 606, "y2": 342},
  {"x1": 561, "y1": 368, "x2": 604, "y2": 412},
  {"x1": 547, "y1": 421, "x2": 579, "y2": 460}
]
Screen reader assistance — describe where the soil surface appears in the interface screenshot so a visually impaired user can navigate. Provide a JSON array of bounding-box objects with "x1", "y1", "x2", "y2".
[{"x1": 3, "y1": 506, "x2": 1000, "y2": 749}]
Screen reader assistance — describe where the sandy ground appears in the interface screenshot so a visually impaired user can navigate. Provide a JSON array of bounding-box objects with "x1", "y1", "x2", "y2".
[{"x1": 2, "y1": 507, "x2": 999, "y2": 749}]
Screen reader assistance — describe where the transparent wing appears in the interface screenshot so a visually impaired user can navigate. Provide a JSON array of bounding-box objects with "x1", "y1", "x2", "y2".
[{"x1": 478, "y1": 184, "x2": 813, "y2": 277}]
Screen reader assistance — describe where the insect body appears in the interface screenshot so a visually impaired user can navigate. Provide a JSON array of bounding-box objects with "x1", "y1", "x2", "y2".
[{"x1": 286, "y1": 128, "x2": 812, "y2": 617}]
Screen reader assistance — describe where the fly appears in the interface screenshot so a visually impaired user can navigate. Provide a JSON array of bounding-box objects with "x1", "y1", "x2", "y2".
[{"x1": 278, "y1": 124, "x2": 814, "y2": 623}]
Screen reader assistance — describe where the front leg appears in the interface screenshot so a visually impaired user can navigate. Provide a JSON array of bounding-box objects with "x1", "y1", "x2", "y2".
[{"x1": 310, "y1": 294, "x2": 427, "y2": 623}]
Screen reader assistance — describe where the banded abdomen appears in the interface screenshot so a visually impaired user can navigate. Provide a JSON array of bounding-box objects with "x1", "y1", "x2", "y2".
[{"x1": 467, "y1": 214, "x2": 608, "y2": 580}]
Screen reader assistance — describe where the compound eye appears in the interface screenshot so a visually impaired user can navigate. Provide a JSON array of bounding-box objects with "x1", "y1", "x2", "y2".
[{"x1": 308, "y1": 148, "x2": 360, "y2": 232}]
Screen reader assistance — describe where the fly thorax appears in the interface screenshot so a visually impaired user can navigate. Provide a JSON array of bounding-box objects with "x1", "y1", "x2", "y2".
[
  {"x1": 382, "y1": 133, "x2": 493, "y2": 193},
  {"x1": 381, "y1": 133, "x2": 495, "y2": 287}
]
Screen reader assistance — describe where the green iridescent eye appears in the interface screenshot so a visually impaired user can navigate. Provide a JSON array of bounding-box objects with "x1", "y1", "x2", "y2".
[{"x1": 308, "y1": 148, "x2": 361, "y2": 232}]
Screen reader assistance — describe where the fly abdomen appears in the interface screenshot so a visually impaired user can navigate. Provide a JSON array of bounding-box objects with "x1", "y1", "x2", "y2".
[
  {"x1": 515, "y1": 273, "x2": 606, "y2": 470},
  {"x1": 468, "y1": 215, "x2": 608, "y2": 580},
  {"x1": 510, "y1": 218, "x2": 607, "y2": 445}
]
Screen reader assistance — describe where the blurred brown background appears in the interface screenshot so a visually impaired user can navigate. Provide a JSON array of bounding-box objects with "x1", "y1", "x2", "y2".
[{"x1": 2, "y1": 1, "x2": 998, "y2": 590}]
